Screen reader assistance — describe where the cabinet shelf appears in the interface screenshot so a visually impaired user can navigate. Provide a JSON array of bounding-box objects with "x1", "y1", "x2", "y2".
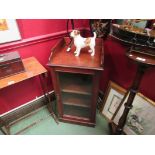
[
  {"x1": 61, "y1": 89, "x2": 91, "y2": 95},
  {"x1": 59, "y1": 72, "x2": 92, "y2": 95},
  {"x1": 61, "y1": 92, "x2": 91, "y2": 108},
  {"x1": 63, "y1": 104, "x2": 90, "y2": 119}
]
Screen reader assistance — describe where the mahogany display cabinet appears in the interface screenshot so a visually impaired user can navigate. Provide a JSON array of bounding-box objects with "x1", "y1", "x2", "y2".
[{"x1": 48, "y1": 37, "x2": 104, "y2": 127}]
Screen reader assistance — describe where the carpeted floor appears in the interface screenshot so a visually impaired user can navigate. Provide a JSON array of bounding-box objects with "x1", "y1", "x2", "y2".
[{"x1": 0, "y1": 106, "x2": 110, "y2": 135}]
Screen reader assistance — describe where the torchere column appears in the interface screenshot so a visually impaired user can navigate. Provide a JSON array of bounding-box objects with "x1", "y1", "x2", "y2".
[{"x1": 114, "y1": 64, "x2": 147, "y2": 134}]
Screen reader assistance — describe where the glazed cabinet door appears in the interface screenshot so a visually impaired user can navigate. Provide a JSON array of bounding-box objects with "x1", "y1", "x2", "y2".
[
  {"x1": 58, "y1": 72, "x2": 93, "y2": 120},
  {"x1": 50, "y1": 68, "x2": 100, "y2": 126}
]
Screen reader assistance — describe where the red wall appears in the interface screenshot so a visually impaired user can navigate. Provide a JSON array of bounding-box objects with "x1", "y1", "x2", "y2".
[
  {"x1": 0, "y1": 19, "x2": 155, "y2": 114},
  {"x1": 0, "y1": 19, "x2": 87, "y2": 114},
  {"x1": 17, "y1": 19, "x2": 89, "y2": 39}
]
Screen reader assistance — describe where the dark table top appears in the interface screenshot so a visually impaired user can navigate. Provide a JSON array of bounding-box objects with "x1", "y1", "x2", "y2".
[{"x1": 126, "y1": 51, "x2": 155, "y2": 66}]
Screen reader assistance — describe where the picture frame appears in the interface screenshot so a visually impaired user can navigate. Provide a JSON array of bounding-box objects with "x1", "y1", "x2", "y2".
[
  {"x1": 101, "y1": 81, "x2": 126, "y2": 122},
  {"x1": 0, "y1": 19, "x2": 21, "y2": 44},
  {"x1": 113, "y1": 92, "x2": 155, "y2": 135}
]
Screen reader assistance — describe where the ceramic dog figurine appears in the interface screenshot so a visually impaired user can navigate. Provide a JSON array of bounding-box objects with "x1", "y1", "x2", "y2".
[{"x1": 70, "y1": 30, "x2": 96, "y2": 57}]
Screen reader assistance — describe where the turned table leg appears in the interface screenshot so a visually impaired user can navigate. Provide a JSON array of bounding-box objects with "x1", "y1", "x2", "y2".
[{"x1": 114, "y1": 64, "x2": 147, "y2": 135}]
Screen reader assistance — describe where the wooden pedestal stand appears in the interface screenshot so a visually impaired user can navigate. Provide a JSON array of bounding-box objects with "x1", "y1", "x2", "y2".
[{"x1": 112, "y1": 51, "x2": 155, "y2": 135}]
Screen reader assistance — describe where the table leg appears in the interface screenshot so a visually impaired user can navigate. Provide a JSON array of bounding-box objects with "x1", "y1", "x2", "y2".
[
  {"x1": 0, "y1": 118, "x2": 10, "y2": 135},
  {"x1": 114, "y1": 64, "x2": 147, "y2": 134},
  {"x1": 39, "y1": 73, "x2": 59, "y2": 124}
]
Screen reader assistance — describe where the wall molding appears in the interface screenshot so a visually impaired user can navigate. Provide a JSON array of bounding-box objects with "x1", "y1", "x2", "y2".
[{"x1": 0, "y1": 27, "x2": 90, "y2": 52}]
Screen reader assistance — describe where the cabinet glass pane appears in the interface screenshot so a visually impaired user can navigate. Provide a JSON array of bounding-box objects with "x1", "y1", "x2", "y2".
[
  {"x1": 61, "y1": 92, "x2": 91, "y2": 108},
  {"x1": 58, "y1": 72, "x2": 93, "y2": 119},
  {"x1": 63, "y1": 104, "x2": 90, "y2": 118},
  {"x1": 58, "y1": 72, "x2": 93, "y2": 94}
]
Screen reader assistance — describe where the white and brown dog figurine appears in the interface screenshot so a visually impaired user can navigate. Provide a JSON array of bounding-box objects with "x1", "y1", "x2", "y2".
[{"x1": 70, "y1": 30, "x2": 96, "y2": 57}]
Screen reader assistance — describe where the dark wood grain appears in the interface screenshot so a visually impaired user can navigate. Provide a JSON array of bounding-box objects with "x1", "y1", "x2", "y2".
[
  {"x1": 48, "y1": 37, "x2": 103, "y2": 70},
  {"x1": 127, "y1": 51, "x2": 155, "y2": 66},
  {"x1": 114, "y1": 51, "x2": 155, "y2": 134},
  {"x1": 48, "y1": 37, "x2": 104, "y2": 126},
  {"x1": 0, "y1": 51, "x2": 25, "y2": 79}
]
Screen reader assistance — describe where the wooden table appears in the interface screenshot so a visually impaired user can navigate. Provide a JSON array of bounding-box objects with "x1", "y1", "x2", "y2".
[{"x1": 0, "y1": 57, "x2": 58, "y2": 134}]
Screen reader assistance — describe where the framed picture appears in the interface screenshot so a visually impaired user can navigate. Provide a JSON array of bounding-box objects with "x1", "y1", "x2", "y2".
[
  {"x1": 101, "y1": 81, "x2": 126, "y2": 121},
  {"x1": 113, "y1": 92, "x2": 155, "y2": 135},
  {"x1": 0, "y1": 19, "x2": 21, "y2": 44}
]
